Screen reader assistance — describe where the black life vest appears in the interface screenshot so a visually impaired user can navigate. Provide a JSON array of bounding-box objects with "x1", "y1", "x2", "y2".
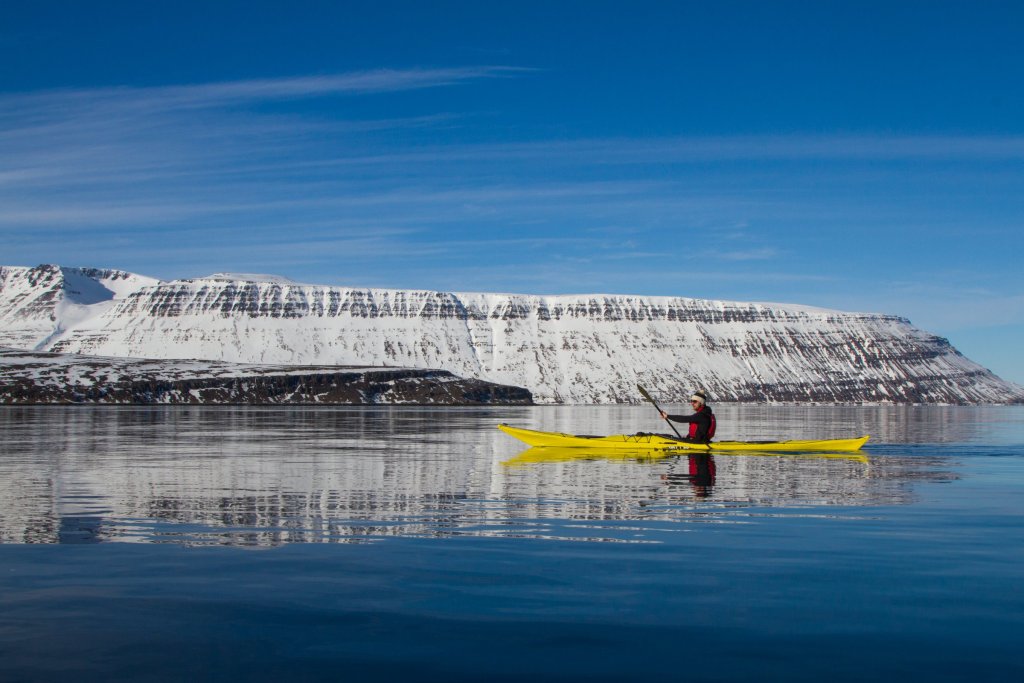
[{"x1": 688, "y1": 407, "x2": 716, "y2": 441}]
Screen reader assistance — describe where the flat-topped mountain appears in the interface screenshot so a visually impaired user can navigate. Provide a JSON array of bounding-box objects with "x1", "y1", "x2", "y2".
[{"x1": 2, "y1": 264, "x2": 1022, "y2": 404}]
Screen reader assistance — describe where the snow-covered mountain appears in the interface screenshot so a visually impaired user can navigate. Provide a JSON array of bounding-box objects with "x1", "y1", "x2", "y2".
[
  {"x1": 0, "y1": 264, "x2": 158, "y2": 350},
  {"x1": 3, "y1": 263, "x2": 1022, "y2": 404}
]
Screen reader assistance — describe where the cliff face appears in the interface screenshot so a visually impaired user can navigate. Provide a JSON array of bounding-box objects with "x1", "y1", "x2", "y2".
[{"x1": 3, "y1": 265, "x2": 1022, "y2": 404}]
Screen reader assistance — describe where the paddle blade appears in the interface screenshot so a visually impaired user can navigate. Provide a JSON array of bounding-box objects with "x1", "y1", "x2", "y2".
[
  {"x1": 637, "y1": 384, "x2": 657, "y2": 405},
  {"x1": 638, "y1": 384, "x2": 684, "y2": 439}
]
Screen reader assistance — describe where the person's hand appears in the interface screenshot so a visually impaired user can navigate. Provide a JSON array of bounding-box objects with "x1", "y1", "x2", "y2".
[{"x1": 660, "y1": 411, "x2": 668, "y2": 420}]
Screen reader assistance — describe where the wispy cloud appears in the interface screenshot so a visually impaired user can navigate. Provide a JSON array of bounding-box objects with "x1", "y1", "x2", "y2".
[
  {"x1": 0, "y1": 66, "x2": 525, "y2": 113},
  {"x1": 716, "y1": 247, "x2": 781, "y2": 262},
  {"x1": 2, "y1": 69, "x2": 1022, "y2": 333},
  {"x1": 251, "y1": 134, "x2": 1024, "y2": 169},
  {"x1": 0, "y1": 68, "x2": 522, "y2": 192}
]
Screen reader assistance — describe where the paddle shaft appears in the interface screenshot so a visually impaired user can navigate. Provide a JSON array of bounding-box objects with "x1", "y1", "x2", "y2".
[{"x1": 637, "y1": 384, "x2": 684, "y2": 439}]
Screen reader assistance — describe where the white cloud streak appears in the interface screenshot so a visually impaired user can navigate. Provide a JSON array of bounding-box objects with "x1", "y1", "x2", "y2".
[
  {"x1": 0, "y1": 66, "x2": 524, "y2": 114},
  {"x1": 716, "y1": 247, "x2": 782, "y2": 262}
]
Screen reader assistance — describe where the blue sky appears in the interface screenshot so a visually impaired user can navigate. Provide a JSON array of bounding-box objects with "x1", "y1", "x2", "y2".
[{"x1": 2, "y1": 1, "x2": 1023, "y2": 384}]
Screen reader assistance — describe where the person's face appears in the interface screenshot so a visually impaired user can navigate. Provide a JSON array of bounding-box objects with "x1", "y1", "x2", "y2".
[{"x1": 691, "y1": 400, "x2": 701, "y2": 409}]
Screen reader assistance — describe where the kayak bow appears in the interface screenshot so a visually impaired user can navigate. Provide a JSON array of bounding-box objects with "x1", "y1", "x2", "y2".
[{"x1": 498, "y1": 424, "x2": 870, "y2": 453}]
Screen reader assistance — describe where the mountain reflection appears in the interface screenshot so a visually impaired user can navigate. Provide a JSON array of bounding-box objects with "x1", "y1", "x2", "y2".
[{"x1": 0, "y1": 405, "x2": 974, "y2": 546}]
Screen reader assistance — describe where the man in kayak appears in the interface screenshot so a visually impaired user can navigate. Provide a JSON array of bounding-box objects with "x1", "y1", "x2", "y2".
[{"x1": 660, "y1": 390, "x2": 716, "y2": 443}]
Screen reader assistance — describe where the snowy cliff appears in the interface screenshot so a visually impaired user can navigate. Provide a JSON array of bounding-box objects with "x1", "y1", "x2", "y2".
[
  {"x1": 2, "y1": 264, "x2": 1022, "y2": 404},
  {"x1": 0, "y1": 265, "x2": 159, "y2": 350}
]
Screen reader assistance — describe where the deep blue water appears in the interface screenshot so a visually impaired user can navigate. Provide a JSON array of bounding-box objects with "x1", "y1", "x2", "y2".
[{"x1": 1, "y1": 405, "x2": 1022, "y2": 681}]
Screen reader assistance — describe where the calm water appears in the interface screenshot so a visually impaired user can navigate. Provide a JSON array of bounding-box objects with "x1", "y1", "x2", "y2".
[{"x1": 1, "y1": 405, "x2": 1022, "y2": 681}]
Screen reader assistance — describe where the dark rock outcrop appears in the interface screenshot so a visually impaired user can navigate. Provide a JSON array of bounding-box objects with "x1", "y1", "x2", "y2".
[{"x1": 0, "y1": 349, "x2": 533, "y2": 405}]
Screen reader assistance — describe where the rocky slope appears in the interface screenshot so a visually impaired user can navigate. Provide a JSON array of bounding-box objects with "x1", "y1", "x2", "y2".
[
  {"x1": 0, "y1": 348, "x2": 532, "y2": 405},
  {"x1": 2, "y1": 264, "x2": 1022, "y2": 404}
]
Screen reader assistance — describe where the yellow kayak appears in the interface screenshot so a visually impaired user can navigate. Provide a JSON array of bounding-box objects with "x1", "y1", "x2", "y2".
[
  {"x1": 503, "y1": 445, "x2": 869, "y2": 466},
  {"x1": 498, "y1": 424, "x2": 870, "y2": 453}
]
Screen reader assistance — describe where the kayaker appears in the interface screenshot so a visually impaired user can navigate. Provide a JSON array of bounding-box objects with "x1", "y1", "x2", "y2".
[{"x1": 660, "y1": 390, "x2": 716, "y2": 443}]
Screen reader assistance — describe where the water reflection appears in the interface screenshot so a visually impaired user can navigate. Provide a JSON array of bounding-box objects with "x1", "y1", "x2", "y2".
[
  {"x1": 0, "y1": 405, "x2": 997, "y2": 546},
  {"x1": 664, "y1": 453, "x2": 717, "y2": 498}
]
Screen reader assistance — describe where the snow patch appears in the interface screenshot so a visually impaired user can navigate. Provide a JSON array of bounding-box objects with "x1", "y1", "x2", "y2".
[{"x1": 203, "y1": 273, "x2": 304, "y2": 284}]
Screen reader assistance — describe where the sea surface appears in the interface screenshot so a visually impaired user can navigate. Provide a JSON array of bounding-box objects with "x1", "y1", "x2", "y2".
[{"x1": 1, "y1": 404, "x2": 1022, "y2": 682}]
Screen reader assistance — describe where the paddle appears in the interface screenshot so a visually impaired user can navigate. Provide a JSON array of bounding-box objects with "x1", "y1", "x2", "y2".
[{"x1": 637, "y1": 384, "x2": 684, "y2": 440}]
